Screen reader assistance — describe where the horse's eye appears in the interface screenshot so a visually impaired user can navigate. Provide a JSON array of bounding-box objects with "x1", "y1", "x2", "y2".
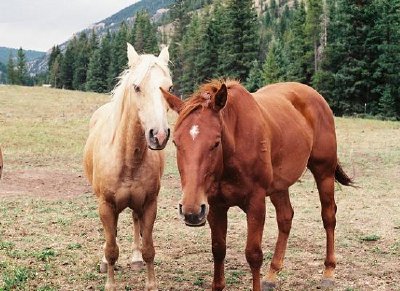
[
  {"x1": 211, "y1": 141, "x2": 220, "y2": 150},
  {"x1": 169, "y1": 86, "x2": 174, "y2": 93},
  {"x1": 133, "y1": 84, "x2": 141, "y2": 93}
]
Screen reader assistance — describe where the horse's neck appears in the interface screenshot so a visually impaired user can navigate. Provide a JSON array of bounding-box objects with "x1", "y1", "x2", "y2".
[
  {"x1": 222, "y1": 91, "x2": 267, "y2": 154},
  {"x1": 112, "y1": 94, "x2": 147, "y2": 165}
]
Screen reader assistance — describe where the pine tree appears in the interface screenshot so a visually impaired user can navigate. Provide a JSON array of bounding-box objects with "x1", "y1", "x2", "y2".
[
  {"x1": 60, "y1": 39, "x2": 76, "y2": 90},
  {"x1": 285, "y1": 1, "x2": 309, "y2": 83},
  {"x1": 262, "y1": 41, "x2": 286, "y2": 84},
  {"x1": 15, "y1": 48, "x2": 28, "y2": 85},
  {"x1": 6, "y1": 52, "x2": 17, "y2": 84},
  {"x1": 86, "y1": 32, "x2": 112, "y2": 93},
  {"x1": 220, "y1": 0, "x2": 260, "y2": 80},
  {"x1": 49, "y1": 54, "x2": 63, "y2": 88},
  {"x1": 245, "y1": 59, "x2": 264, "y2": 91},
  {"x1": 109, "y1": 23, "x2": 129, "y2": 88},
  {"x1": 204, "y1": 0, "x2": 229, "y2": 79},
  {"x1": 179, "y1": 14, "x2": 204, "y2": 95},
  {"x1": 314, "y1": 0, "x2": 375, "y2": 115},
  {"x1": 130, "y1": 10, "x2": 159, "y2": 54},
  {"x1": 48, "y1": 46, "x2": 61, "y2": 71},
  {"x1": 169, "y1": 0, "x2": 193, "y2": 94},
  {"x1": 305, "y1": 0, "x2": 324, "y2": 74},
  {"x1": 378, "y1": 85, "x2": 397, "y2": 118},
  {"x1": 371, "y1": 0, "x2": 400, "y2": 118},
  {"x1": 48, "y1": 46, "x2": 62, "y2": 86},
  {"x1": 72, "y1": 32, "x2": 93, "y2": 91}
]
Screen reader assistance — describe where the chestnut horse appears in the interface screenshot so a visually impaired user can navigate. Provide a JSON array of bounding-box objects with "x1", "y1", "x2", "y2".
[
  {"x1": 161, "y1": 80, "x2": 353, "y2": 290},
  {"x1": 84, "y1": 43, "x2": 172, "y2": 291}
]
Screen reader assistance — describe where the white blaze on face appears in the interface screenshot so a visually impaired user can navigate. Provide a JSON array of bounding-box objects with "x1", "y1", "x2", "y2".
[{"x1": 189, "y1": 125, "x2": 200, "y2": 140}]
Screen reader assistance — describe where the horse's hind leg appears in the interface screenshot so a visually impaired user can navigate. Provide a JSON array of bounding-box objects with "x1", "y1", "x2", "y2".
[
  {"x1": 131, "y1": 211, "x2": 144, "y2": 268},
  {"x1": 262, "y1": 190, "x2": 293, "y2": 290},
  {"x1": 99, "y1": 200, "x2": 119, "y2": 291},
  {"x1": 140, "y1": 199, "x2": 158, "y2": 291},
  {"x1": 309, "y1": 162, "x2": 337, "y2": 286}
]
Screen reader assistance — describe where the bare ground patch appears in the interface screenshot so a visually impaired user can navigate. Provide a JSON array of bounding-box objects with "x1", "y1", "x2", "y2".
[{"x1": 0, "y1": 169, "x2": 91, "y2": 199}]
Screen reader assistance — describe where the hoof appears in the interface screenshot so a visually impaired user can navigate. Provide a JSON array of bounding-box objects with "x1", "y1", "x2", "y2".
[
  {"x1": 130, "y1": 260, "x2": 145, "y2": 270},
  {"x1": 144, "y1": 286, "x2": 158, "y2": 291},
  {"x1": 105, "y1": 282, "x2": 117, "y2": 291},
  {"x1": 99, "y1": 261, "x2": 107, "y2": 273},
  {"x1": 321, "y1": 278, "x2": 335, "y2": 289},
  {"x1": 262, "y1": 280, "x2": 277, "y2": 291}
]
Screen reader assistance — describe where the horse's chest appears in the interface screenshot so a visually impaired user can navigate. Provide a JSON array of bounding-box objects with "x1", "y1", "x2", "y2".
[{"x1": 217, "y1": 177, "x2": 255, "y2": 207}]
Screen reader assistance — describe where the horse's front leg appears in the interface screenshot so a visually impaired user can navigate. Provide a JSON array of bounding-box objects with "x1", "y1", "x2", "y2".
[
  {"x1": 131, "y1": 211, "x2": 144, "y2": 268},
  {"x1": 140, "y1": 198, "x2": 158, "y2": 291},
  {"x1": 263, "y1": 190, "x2": 293, "y2": 290},
  {"x1": 99, "y1": 200, "x2": 119, "y2": 291},
  {"x1": 208, "y1": 205, "x2": 228, "y2": 291},
  {"x1": 245, "y1": 193, "x2": 266, "y2": 291}
]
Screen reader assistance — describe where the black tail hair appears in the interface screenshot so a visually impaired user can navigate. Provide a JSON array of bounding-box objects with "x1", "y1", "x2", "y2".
[{"x1": 335, "y1": 162, "x2": 354, "y2": 186}]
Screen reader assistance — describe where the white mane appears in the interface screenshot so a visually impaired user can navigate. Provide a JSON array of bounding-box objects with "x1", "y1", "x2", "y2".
[{"x1": 108, "y1": 54, "x2": 170, "y2": 142}]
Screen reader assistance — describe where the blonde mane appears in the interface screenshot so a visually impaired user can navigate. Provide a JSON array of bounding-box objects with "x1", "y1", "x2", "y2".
[{"x1": 109, "y1": 55, "x2": 171, "y2": 141}]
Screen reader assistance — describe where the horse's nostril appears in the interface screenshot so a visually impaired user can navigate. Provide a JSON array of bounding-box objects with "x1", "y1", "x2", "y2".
[
  {"x1": 149, "y1": 129, "x2": 154, "y2": 137},
  {"x1": 200, "y1": 204, "x2": 207, "y2": 219},
  {"x1": 178, "y1": 204, "x2": 183, "y2": 215}
]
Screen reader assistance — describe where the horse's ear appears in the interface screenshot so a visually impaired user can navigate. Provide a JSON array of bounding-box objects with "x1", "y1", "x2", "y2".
[
  {"x1": 158, "y1": 46, "x2": 169, "y2": 65},
  {"x1": 213, "y1": 84, "x2": 228, "y2": 111},
  {"x1": 127, "y1": 43, "x2": 139, "y2": 67},
  {"x1": 160, "y1": 87, "x2": 183, "y2": 113}
]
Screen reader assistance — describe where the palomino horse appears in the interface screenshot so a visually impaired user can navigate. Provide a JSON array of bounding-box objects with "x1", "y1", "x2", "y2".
[
  {"x1": 84, "y1": 43, "x2": 173, "y2": 291},
  {"x1": 161, "y1": 80, "x2": 353, "y2": 290}
]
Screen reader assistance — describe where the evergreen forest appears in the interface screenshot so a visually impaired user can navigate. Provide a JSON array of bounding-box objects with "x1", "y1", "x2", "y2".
[{"x1": 5, "y1": 0, "x2": 400, "y2": 119}]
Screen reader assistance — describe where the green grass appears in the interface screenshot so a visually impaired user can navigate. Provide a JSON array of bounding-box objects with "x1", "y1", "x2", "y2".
[
  {"x1": 0, "y1": 85, "x2": 400, "y2": 290},
  {"x1": 360, "y1": 234, "x2": 381, "y2": 242}
]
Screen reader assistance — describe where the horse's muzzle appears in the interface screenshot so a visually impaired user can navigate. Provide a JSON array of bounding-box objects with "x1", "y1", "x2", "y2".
[
  {"x1": 148, "y1": 128, "x2": 170, "y2": 150},
  {"x1": 179, "y1": 203, "x2": 208, "y2": 227}
]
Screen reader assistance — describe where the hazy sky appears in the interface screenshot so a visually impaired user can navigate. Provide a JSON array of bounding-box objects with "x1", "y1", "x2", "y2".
[{"x1": 0, "y1": 0, "x2": 139, "y2": 52}]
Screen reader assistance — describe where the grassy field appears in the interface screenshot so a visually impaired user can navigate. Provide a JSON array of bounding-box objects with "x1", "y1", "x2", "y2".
[{"x1": 0, "y1": 85, "x2": 399, "y2": 290}]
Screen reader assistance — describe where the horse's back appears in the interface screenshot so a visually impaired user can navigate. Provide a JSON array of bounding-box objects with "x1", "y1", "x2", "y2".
[
  {"x1": 252, "y1": 82, "x2": 337, "y2": 190},
  {"x1": 254, "y1": 82, "x2": 333, "y2": 123}
]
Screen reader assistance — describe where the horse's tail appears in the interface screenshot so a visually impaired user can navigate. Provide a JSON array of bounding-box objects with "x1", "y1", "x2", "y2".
[{"x1": 335, "y1": 162, "x2": 354, "y2": 186}]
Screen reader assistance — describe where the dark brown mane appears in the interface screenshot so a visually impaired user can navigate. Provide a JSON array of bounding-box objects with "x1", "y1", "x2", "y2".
[{"x1": 176, "y1": 79, "x2": 241, "y2": 127}]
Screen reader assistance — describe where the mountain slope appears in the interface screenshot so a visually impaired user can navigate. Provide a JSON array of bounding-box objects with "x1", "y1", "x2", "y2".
[
  {"x1": 85, "y1": 0, "x2": 174, "y2": 38},
  {"x1": 0, "y1": 47, "x2": 45, "y2": 65},
  {"x1": 28, "y1": 0, "x2": 174, "y2": 75},
  {"x1": 99, "y1": 0, "x2": 174, "y2": 27}
]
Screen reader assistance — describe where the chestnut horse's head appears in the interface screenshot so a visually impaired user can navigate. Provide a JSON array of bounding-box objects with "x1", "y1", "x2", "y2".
[{"x1": 161, "y1": 82, "x2": 228, "y2": 226}]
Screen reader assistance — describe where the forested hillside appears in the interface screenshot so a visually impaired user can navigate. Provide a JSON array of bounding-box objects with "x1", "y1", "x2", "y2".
[
  {"x1": 0, "y1": 47, "x2": 45, "y2": 65},
  {"x1": 168, "y1": 0, "x2": 400, "y2": 118},
  {"x1": 5, "y1": 0, "x2": 400, "y2": 119}
]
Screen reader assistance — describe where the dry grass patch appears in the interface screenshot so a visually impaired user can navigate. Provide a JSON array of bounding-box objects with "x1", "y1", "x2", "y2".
[{"x1": 0, "y1": 85, "x2": 399, "y2": 290}]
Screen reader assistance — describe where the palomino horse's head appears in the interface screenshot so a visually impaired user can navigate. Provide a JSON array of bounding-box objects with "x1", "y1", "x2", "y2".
[
  {"x1": 119, "y1": 43, "x2": 173, "y2": 150},
  {"x1": 161, "y1": 82, "x2": 228, "y2": 226}
]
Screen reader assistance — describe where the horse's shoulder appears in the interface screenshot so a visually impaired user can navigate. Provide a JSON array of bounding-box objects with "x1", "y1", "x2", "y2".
[{"x1": 89, "y1": 102, "x2": 113, "y2": 130}]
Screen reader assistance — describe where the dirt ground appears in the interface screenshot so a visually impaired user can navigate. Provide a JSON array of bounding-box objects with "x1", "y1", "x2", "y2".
[
  {"x1": 0, "y1": 86, "x2": 399, "y2": 290},
  {"x1": 0, "y1": 169, "x2": 91, "y2": 199},
  {"x1": 1, "y1": 162, "x2": 399, "y2": 291}
]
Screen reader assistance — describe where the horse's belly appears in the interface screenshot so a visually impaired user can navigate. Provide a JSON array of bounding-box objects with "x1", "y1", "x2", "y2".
[{"x1": 269, "y1": 145, "x2": 311, "y2": 192}]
